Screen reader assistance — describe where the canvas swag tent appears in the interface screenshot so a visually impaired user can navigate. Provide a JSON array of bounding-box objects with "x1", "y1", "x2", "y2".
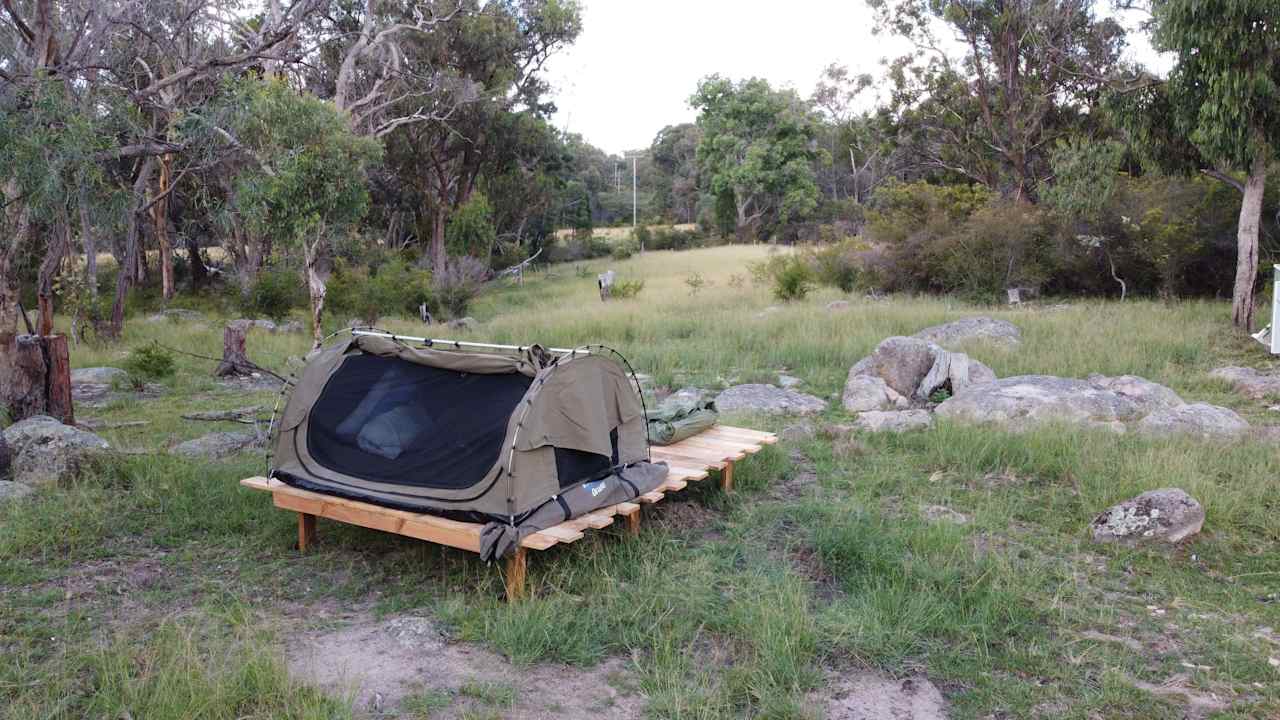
[{"x1": 271, "y1": 332, "x2": 668, "y2": 559}]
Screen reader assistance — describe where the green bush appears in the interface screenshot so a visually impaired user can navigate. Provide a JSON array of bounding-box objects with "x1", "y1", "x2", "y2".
[
  {"x1": 611, "y1": 279, "x2": 645, "y2": 298},
  {"x1": 771, "y1": 256, "x2": 814, "y2": 301},
  {"x1": 433, "y1": 255, "x2": 489, "y2": 318},
  {"x1": 122, "y1": 343, "x2": 176, "y2": 390},
  {"x1": 633, "y1": 225, "x2": 652, "y2": 250},
  {"x1": 446, "y1": 192, "x2": 497, "y2": 261},
  {"x1": 241, "y1": 266, "x2": 304, "y2": 322},
  {"x1": 648, "y1": 227, "x2": 705, "y2": 251},
  {"x1": 806, "y1": 239, "x2": 864, "y2": 293},
  {"x1": 611, "y1": 239, "x2": 638, "y2": 261},
  {"x1": 545, "y1": 234, "x2": 612, "y2": 263},
  {"x1": 327, "y1": 258, "x2": 434, "y2": 324},
  {"x1": 860, "y1": 181, "x2": 1058, "y2": 300}
]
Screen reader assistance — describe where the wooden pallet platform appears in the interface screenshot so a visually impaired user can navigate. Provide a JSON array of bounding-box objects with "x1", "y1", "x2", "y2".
[{"x1": 241, "y1": 424, "x2": 776, "y2": 600}]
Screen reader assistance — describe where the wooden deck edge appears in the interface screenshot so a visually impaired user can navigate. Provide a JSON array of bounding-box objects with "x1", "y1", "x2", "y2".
[{"x1": 241, "y1": 424, "x2": 776, "y2": 557}]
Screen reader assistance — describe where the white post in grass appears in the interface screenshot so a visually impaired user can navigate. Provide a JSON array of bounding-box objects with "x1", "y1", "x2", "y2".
[{"x1": 1272, "y1": 265, "x2": 1279, "y2": 354}]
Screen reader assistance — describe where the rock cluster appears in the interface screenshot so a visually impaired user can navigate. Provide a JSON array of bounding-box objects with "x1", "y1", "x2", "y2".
[
  {"x1": 935, "y1": 374, "x2": 1249, "y2": 439},
  {"x1": 845, "y1": 336, "x2": 995, "y2": 408}
]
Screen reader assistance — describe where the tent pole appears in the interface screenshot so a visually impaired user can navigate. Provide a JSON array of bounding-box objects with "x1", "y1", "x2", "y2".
[{"x1": 350, "y1": 330, "x2": 588, "y2": 356}]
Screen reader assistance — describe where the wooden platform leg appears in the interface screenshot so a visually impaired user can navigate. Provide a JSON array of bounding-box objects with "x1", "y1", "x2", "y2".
[
  {"x1": 297, "y1": 512, "x2": 317, "y2": 552},
  {"x1": 720, "y1": 460, "x2": 735, "y2": 493},
  {"x1": 625, "y1": 509, "x2": 642, "y2": 537},
  {"x1": 504, "y1": 547, "x2": 528, "y2": 602}
]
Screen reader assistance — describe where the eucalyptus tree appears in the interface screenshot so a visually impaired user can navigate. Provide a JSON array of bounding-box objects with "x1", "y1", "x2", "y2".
[
  {"x1": 0, "y1": 0, "x2": 329, "y2": 340},
  {"x1": 690, "y1": 75, "x2": 821, "y2": 240},
  {"x1": 868, "y1": 0, "x2": 1125, "y2": 201},
  {"x1": 374, "y1": 0, "x2": 581, "y2": 270},
  {"x1": 221, "y1": 78, "x2": 381, "y2": 345},
  {"x1": 1122, "y1": 0, "x2": 1280, "y2": 331}
]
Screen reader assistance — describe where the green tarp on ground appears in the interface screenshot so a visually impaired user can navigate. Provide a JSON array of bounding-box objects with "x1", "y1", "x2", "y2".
[{"x1": 647, "y1": 388, "x2": 719, "y2": 445}]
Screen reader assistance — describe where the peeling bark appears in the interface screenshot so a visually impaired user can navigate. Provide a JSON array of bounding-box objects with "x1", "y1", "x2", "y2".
[{"x1": 1231, "y1": 154, "x2": 1266, "y2": 332}]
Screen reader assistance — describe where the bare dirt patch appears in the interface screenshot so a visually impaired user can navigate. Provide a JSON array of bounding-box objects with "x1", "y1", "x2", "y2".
[
  {"x1": 286, "y1": 612, "x2": 645, "y2": 719},
  {"x1": 808, "y1": 670, "x2": 949, "y2": 719}
]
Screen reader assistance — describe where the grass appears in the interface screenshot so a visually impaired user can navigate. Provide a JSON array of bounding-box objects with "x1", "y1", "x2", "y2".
[{"x1": 3, "y1": 244, "x2": 1280, "y2": 718}]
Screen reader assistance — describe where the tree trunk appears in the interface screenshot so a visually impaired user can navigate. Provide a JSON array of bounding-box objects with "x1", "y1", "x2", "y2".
[
  {"x1": 0, "y1": 249, "x2": 20, "y2": 338},
  {"x1": 78, "y1": 184, "x2": 98, "y2": 296},
  {"x1": 36, "y1": 224, "x2": 67, "y2": 336},
  {"x1": 0, "y1": 428, "x2": 10, "y2": 480},
  {"x1": 303, "y1": 235, "x2": 329, "y2": 347},
  {"x1": 430, "y1": 208, "x2": 447, "y2": 272},
  {"x1": 214, "y1": 320, "x2": 253, "y2": 377},
  {"x1": 155, "y1": 154, "x2": 175, "y2": 302},
  {"x1": 0, "y1": 333, "x2": 73, "y2": 425},
  {"x1": 109, "y1": 158, "x2": 157, "y2": 337},
  {"x1": 185, "y1": 234, "x2": 208, "y2": 290},
  {"x1": 1232, "y1": 154, "x2": 1266, "y2": 332}
]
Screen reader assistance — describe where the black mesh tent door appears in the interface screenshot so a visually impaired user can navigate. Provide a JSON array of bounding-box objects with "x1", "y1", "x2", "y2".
[{"x1": 305, "y1": 354, "x2": 533, "y2": 490}]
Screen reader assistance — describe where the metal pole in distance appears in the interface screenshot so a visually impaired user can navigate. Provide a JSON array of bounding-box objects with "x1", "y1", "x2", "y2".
[{"x1": 350, "y1": 330, "x2": 589, "y2": 356}]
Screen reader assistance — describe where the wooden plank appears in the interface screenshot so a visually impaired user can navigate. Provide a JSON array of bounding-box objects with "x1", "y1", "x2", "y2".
[
  {"x1": 655, "y1": 444, "x2": 744, "y2": 464},
  {"x1": 538, "y1": 525, "x2": 585, "y2": 543},
  {"x1": 243, "y1": 477, "x2": 484, "y2": 553},
  {"x1": 701, "y1": 428, "x2": 773, "y2": 444},
  {"x1": 521, "y1": 532, "x2": 560, "y2": 550},
  {"x1": 665, "y1": 465, "x2": 710, "y2": 482},
  {"x1": 676, "y1": 436, "x2": 759, "y2": 456},
  {"x1": 709, "y1": 425, "x2": 778, "y2": 443},
  {"x1": 680, "y1": 430, "x2": 767, "y2": 449},
  {"x1": 651, "y1": 448, "x2": 727, "y2": 469},
  {"x1": 637, "y1": 491, "x2": 664, "y2": 504}
]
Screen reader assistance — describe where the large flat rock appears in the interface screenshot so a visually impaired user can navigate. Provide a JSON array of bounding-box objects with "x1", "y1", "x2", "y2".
[
  {"x1": 1210, "y1": 366, "x2": 1280, "y2": 400},
  {"x1": 1134, "y1": 403, "x2": 1249, "y2": 440},
  {"x1": 913, "y1": 316, "x2": 1021, "y2": 347},
  {"x1": 715, "y1": 384, "x2": 827, "y2": 416},
  {"x1": 935, "y1": 375, "x2": 1142, "y2": 432},
  {"x1": 2, "y1": 416, "x2": 110, "y2": 486}
]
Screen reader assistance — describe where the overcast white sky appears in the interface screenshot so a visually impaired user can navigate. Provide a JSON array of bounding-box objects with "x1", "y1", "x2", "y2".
[{"x1": 544, "y1": 1, "x2": 1167, "y2": 156}]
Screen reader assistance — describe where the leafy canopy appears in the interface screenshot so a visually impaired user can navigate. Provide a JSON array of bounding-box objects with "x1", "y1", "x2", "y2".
[
  {"x1": 690, "y1": 75, "x2": 822, "y2": 224},
  {"x1": 1153, "y1": 0, "x2": 1280, "y2": 166},
  {"x1": 223, "y1": 78, "x2": 382, "y2": 243}
]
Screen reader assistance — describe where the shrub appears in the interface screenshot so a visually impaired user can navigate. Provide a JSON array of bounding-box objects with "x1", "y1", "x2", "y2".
[
  {"x1": 932, "y1": 202, "x2": 1056, "y2": 301},
  {"x1": 771, "y1": 256, "x2": 814, "y2": 301},
  {"x1": 612, "y1": 239, "x2": 638, "y2": 261},
  {"x1": 545, "y1": 234, "x2": 611, "y2": 263},
  {"x1": 633, "y1": 225, "x2": 652, "y2": 250},
  {"x1": 433, "y1": 255, "x2": 489, "y2": 318},
  {"x1": 446, "y1": 192, "x2": 497, "y2": 261},
  {"x1": 122, "y1": 342, "x2": 175, "y2": 390},
  {"x1": 684, "y1": 272, "x2": 708, "y2": 295},
  {"x1": 806, "y1": 239, "x2": 863, "y2": 293},
  {"x1": 242, "y1": 266, "x2": 304, "y2": 322},
  {"x1": 611, "y1": 279, "x2": 645, "y2": 298},
  {"x1": 490, "y1": 241, "x2": 530, "y2": 272},
  {"x1": 328, "y1": 258, "x2": 433, "y2": 324},
  {"x1": 648, "y1": 227, "x2": 704, "y2": 251}
]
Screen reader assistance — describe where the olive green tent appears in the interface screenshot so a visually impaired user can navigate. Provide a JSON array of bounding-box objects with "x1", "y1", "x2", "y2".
[{"x1": 271, "y1": 332, "x2": 667, "y2": 559}]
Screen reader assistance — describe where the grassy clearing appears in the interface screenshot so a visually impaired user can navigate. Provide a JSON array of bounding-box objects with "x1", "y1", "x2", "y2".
[{"x1": 4, "y1": 244, "x2": 1280, "y2": 718}]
